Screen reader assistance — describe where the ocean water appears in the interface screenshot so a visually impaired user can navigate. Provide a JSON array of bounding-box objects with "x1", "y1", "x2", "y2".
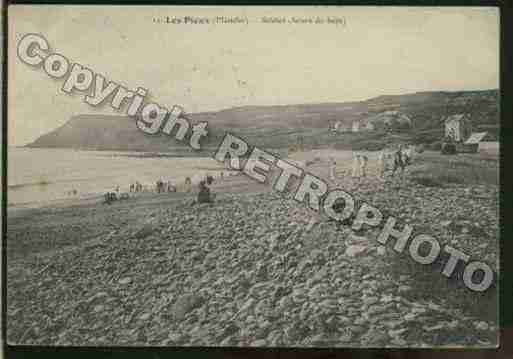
[{"x1": 8, "y1": 148, "x2": 228, "y2": 206}]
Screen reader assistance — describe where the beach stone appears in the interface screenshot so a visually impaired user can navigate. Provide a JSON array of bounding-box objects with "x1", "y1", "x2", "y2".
[
  {"x1": 388, "y1": 328, "x2": 407, "y2": 338},
  {"x1": 134, "y1": 224, "x2": 155, "y2": 239},
  {"x1": 305, "y1": 218, "x2": 318, "y2": 232},
  {"x1": 376, "y1": 246, "x2": 387, "y2": 256},
  {"x1": 362, "y1": 327, "x2": 389, "y2": 346},
  {"x1": 218, "y1": 322, "x2": 239, "y2": 341},
  {"x1": 118, "y1": 277, "x2": 132, "y2": 285},
  {"x1": 423, "y1": 323, "x2": 445, "y2": 332},
  {"x1": 474, "y1": 321, "x2": 489, "y2": 331},
  {"x1": 367, "y1": 305, "x2": 388, "y2": 316},
  {"x1": 363, "y1": 296, "x2": 379, "y2": 306},
  {"x1": 93, "y1": 305, "x2": 105, "y2": 313},
  {"x1": 219, "y1": 336, "x2": 232, "y2": 346},
  {"x1": 250, "y1": 339, "x2": 267, "y2": 346},
  {"x1": 390, "y1": 337, "x2": 407, "y2": 346},
  {"x1": 87, "y1": 292, "x2": 108, "y2": 304},
  {"x1": 345, "y1": 245, "x2": 367, "y2": 257},
  {"x1": 404, "y1": 313, "x2": 417, "y2": 321},
  {"x1": 239, "y1": 297, "x2": 255, "y2": 313},
  {"x1": 398, "y1": 285, "x2": 412, "y2": 293},
  {"x1": 139, "y1": 313, "x2": 151, "y2": 320},
  {"x1": 349, "y1": 325, "x2": 367, "y2": 336},
  {"x1": 354, "y1": 317, "x2": 367, "y2": 325},
  {"x1": 172, "y1": 294, "x2": 204, "y2": 321}
]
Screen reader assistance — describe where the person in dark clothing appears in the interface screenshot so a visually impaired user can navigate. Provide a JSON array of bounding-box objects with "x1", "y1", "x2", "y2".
[
  {"x1": 206, "y1": 175, "x2": 214, "y2": 186},
  {"x1": 197, "y1": 180, "x2": 212, "y2": 204}
]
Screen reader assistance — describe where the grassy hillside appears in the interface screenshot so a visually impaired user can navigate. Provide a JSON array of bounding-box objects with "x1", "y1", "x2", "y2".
[{"x1": 27, "y1": 89, "x2": 499, "y2": 153}]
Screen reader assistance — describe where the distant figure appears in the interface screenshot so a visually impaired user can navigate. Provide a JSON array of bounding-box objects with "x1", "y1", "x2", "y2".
[
  {"x1": 184, "y1": 177, "x2": 192, "y2": 193},
  {"x1": 329, "y1": 157, "x2": 337, "y2": 182},
  {"x1": 104, "y1": 192, "x2": 117, "y2": 204},
  {"x1": 167, "y1": 181, "x2": 176, "y2": 192},
  {"x1": 156, "y1": 180, "x2": 163, "y2": 193},
  {"x1": 360, "y1": 155, "x2": 368, "y2": 177},
  {"x1": 378, "y1": 144, "x2": 411, "y2": 178},
  {"x1": 377, "y1": 151, "x2": 388, "y2": 178},
  {"x1": 197, "y1": 180, "x2": 213, "y2": 204},
  {"x1": 130, "y1": 183, "x2": 134, "y2": 192},
  {"x1": 115, "y1": 186, "x2": 120, "y2": 194},
  {"x1": 72, "y1": 189, "x2": 77, "y2": 195},
  {"x1": 220, "y1": 172, "x2": 224, "y2": 179},
  {"x1": 352, "y1": 153, "x2": 367, "y2": 178}
]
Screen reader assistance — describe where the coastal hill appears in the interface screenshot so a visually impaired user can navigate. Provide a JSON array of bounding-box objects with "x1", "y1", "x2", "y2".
[{"x1": 27, "y1": 89, "x2": 498, "y2": 152}]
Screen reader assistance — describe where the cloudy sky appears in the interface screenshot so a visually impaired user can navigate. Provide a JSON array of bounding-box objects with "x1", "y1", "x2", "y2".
[{"x1": 9, "y1": 6, "x2": 499, "y2": 145}]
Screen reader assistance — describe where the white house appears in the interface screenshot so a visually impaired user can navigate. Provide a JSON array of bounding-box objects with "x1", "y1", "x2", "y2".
[
  {"x1": 463, "y1": 132, "x2": 499, "y2": 155},
  {"x1": 444, "y1": 114, "x2": 472, "y2": 142}
]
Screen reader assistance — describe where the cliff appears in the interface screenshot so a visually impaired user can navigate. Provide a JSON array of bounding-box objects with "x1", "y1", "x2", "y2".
[{"x1": 26, "y1": 89, "x2": 499, "y2": 152}]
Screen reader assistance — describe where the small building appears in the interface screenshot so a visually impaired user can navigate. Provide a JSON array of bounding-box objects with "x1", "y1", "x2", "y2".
[
  {"x1": 332, "y1": 120, "x2": 351, "y2": 133},
  {"x1": 462, "y1": 132, "x2": 499, "y2": 154},
  {"x1": 362, "y1": 110, "x2": 411, "y2": 131},
  {"x1": 444, "y1": 114, "x2": 472, "y2": 143},
  {"x1": 351, "y1": 119, "x2": 374, "y2": 132}
]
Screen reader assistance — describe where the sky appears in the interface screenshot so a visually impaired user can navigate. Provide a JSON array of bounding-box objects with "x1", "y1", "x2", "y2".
[{"x1": 8, "y1": 6, "x2": 499, "y2": 146}]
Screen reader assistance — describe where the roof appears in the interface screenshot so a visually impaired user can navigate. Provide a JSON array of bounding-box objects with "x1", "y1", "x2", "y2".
[
  {"x1": 444, "y1": 114, "x2": 468, "y2": 123},
  {"x1": 365, "y1": 111, "x2": 412, "y2": 125},
  {"x1": 464, "y1": 132, "x2": 489, "y2": 144}
]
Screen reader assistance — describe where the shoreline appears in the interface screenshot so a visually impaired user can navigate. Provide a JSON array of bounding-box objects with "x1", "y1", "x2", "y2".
[{"x1": 7, "y1": 171, "x2": 267, "y2": 217}]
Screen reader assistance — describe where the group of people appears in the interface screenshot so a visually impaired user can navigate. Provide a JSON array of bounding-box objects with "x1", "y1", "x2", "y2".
[
  {"x1": 128, "y1": 174, "x2": 216, "y2": 203},
  {"x1": 328, "y1": 144, "x2": 415, "y2": 181},
  {"x1": 103, "y1": 171, "x2": 225, "y2": 205},
  {"x1": 125, "y1": 174, "x2": 218, "y2": 196},
  {"x1": 155, "y1": 179, "x2": 177, "y2": 193},
  {"x1": 104, "y1": 191, "x2": 129, "y2": 204},
  {"x1": 129, "y1": 182, "x2": 144, "y2": 193},
  {"x1": 129, "y1": 180, "x2": 178, "y2": 193},
  {"x1": 377, "y1": 144, "x2": 413, "y2": 177}
]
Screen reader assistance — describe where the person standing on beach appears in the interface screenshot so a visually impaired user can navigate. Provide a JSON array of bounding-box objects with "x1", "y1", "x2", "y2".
[
  {"x1": 197, "y1": 180, "x2": 212, "y2": 203},
  {"x1": 184, "y1": 177, "x2": 192, "y2": 193},
  {"x1": 329, "y1": 157, "x2": 337, "y2": 182},
  {"x1": 197, "y1": 175, "x2": 215, "y2": 204},
  {"x1": 360, "y1": 154, "x2": 368, "y2": 177}
]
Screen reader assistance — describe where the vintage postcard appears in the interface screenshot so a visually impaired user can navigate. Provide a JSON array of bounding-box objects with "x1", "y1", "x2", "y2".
[{"x1": 6, "y1": 5, "x2": 499, "y2": 347}]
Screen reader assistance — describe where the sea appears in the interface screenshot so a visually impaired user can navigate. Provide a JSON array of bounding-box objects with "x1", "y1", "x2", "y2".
[{"x1": 7, "y1": 147, "x2": 229, "y2": 207}]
